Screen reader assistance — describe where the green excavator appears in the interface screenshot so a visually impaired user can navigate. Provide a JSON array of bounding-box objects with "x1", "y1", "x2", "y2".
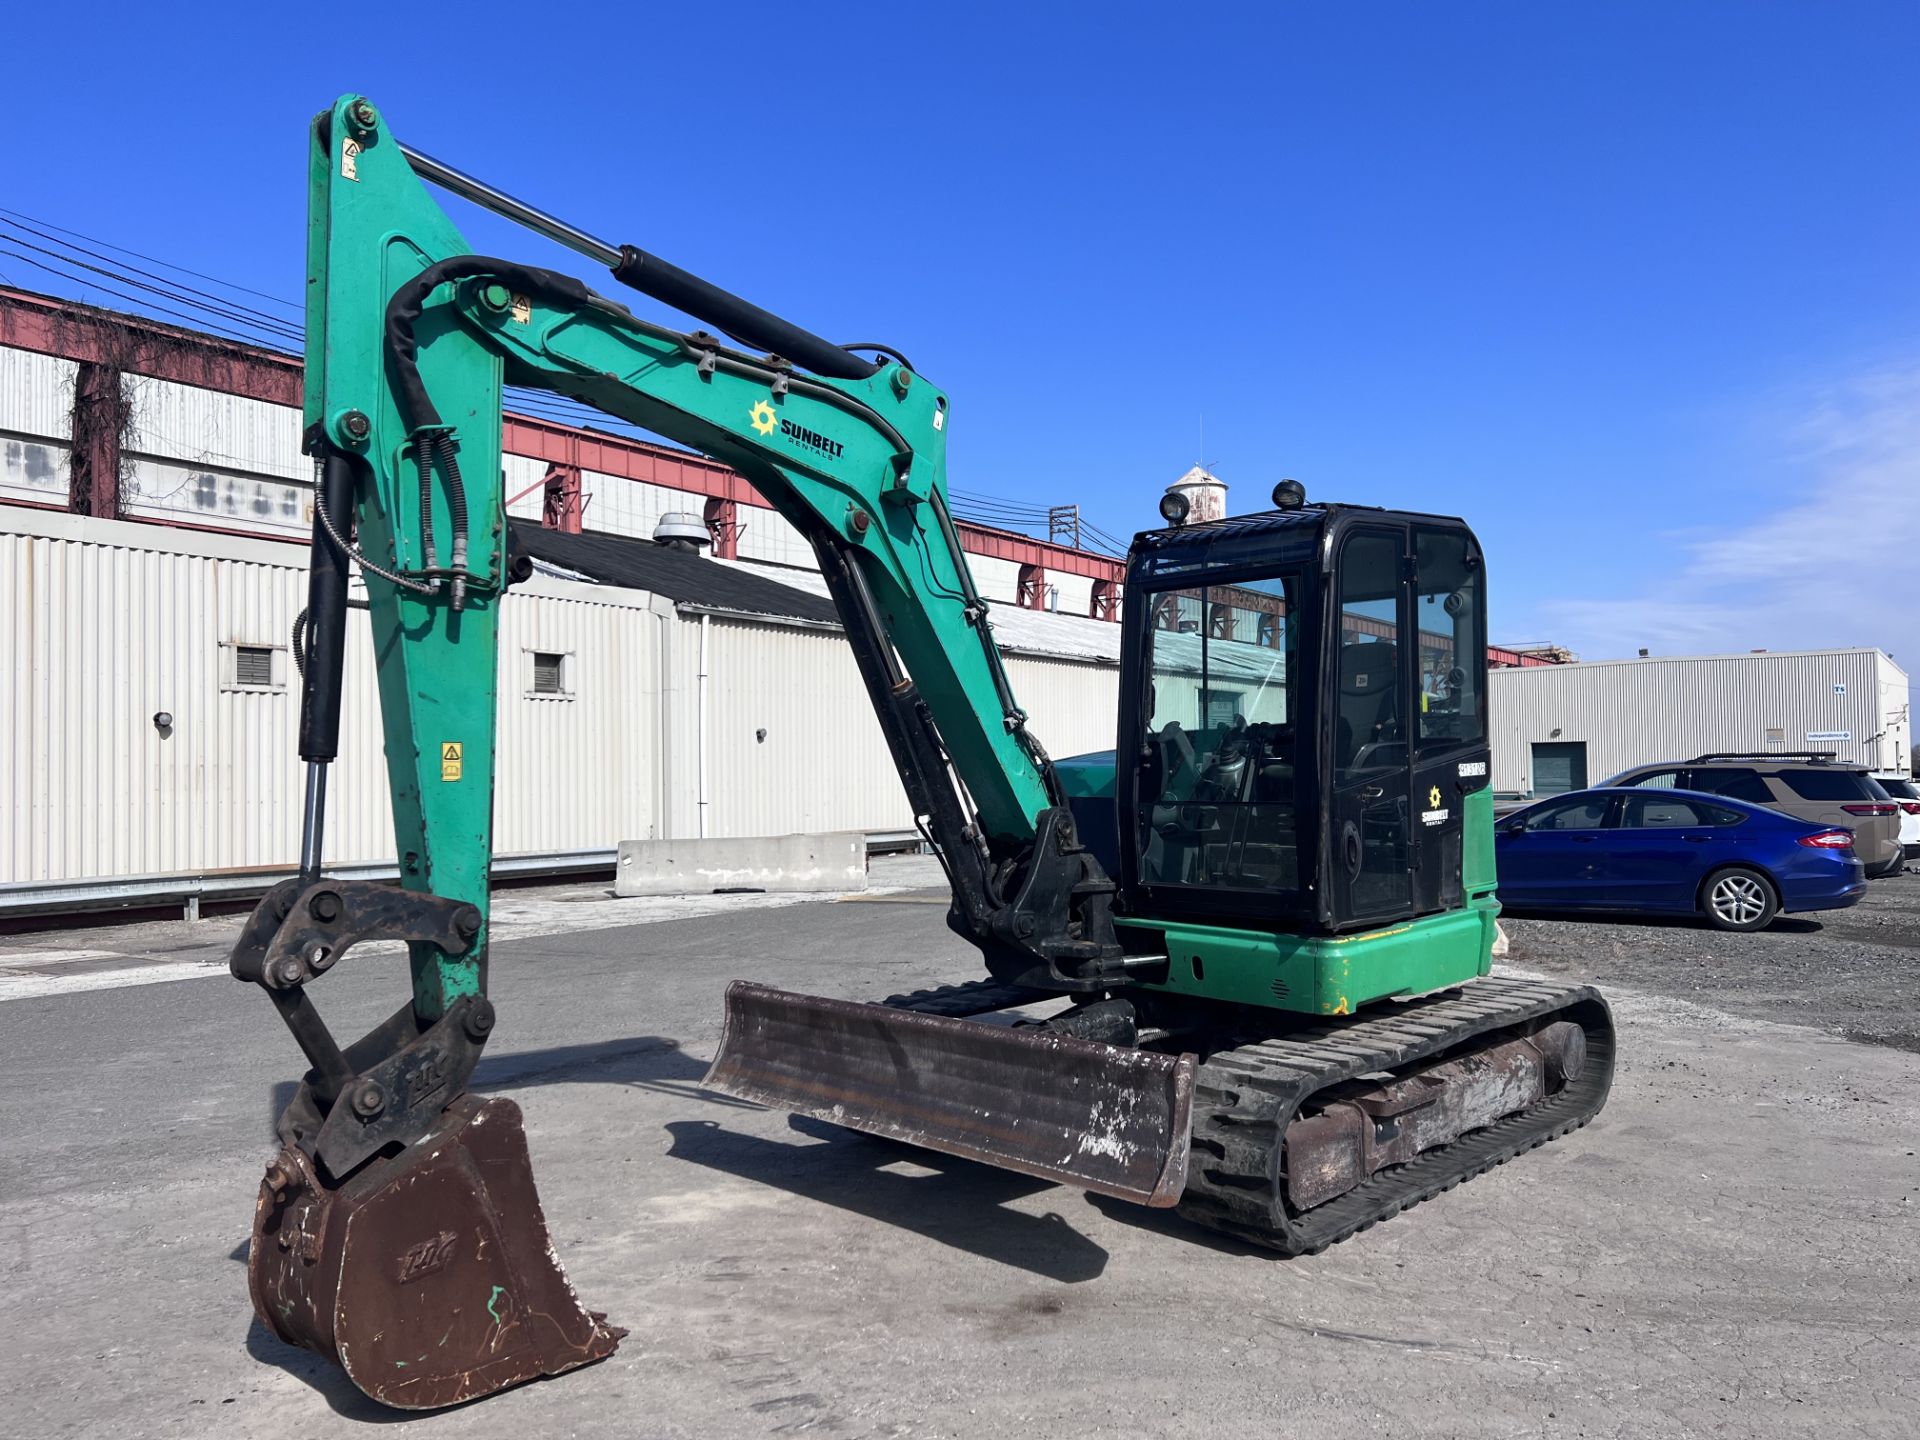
[{"x1": 231, "y1": 93, "x2": 1615, "y2": 1410}]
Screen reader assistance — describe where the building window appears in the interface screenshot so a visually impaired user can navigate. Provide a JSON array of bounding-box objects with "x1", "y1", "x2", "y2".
[
  {"x1": 529, "y1": 650, "x2": 571, "y2": 698},
  {"x1": 221, "y1": 641, "x2": 284, "y2": 692}
]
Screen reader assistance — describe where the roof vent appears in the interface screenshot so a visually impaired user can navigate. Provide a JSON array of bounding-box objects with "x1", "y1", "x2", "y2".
[{"x1": 654, "y1": 512, "x2": 711, "y2": 553}]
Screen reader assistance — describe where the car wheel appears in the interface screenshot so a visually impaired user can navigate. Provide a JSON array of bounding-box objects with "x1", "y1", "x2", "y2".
[{"x1": 1702, "y1": 867, "x2": 1778, "y2": 932}]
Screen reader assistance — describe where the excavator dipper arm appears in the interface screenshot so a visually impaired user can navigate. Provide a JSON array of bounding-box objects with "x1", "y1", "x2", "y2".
[{"x1": 231, "y1": 93, "x2": 1166, "y2": 1410}]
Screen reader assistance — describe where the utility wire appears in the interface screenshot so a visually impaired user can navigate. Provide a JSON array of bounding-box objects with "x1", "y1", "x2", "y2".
[
  {"x1": 0, "y1": 247, "x2": 294, "y2": 351},
  {"x1": 0, "y1": 205, "x2": 303, "y2": 313},
  {"x1": 5, "y1": 207, "x2": 1130, "y2": 553},
  {"x1": 0, "y1": 213, "x2": 303, "y2": 340}
]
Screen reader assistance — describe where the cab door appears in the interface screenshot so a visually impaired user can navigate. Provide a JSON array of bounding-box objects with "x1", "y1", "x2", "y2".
[
  {"x1": 1408, "y1": 524, "x2": 1489, "y2": 917},
  {"x1": 1327, "y1": 527, "x2": 1414, "y2": 929}
]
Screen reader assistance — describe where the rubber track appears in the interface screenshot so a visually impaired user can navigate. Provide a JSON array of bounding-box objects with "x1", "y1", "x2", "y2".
[
  {"x1": 1177, "y1": 976, "x2": 1615, "y2": 1254},
  {"x1": 883, "y1": 977, "x2": 1056, "y2": 1017}
]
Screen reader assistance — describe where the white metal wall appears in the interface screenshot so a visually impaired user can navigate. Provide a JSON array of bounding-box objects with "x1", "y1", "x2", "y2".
[
  {"x1": 696, "y1": 622, "x2": 1125, "y2": 841},
  {"x1": 969, "y1": 552, "x2": 1022, "y2": 606},
  {"x1": 0, "y1": 509, "x2": 1122, "y2": 887},
  {"x1": 1488, "y1": 650, "x2": 1911, "y2": 792},
  {"x1": 703, "y1": 618, "x2": 913, "y2": 838},
  {"x1": 1004, "y1": 654, "x2": 1120, "y2": 760},
  {"x1": 0, "y1": 510, "x2": 670, "y2": 883},
  {"x1": 1, "y1": 346, "x2": 73, "y2": 509}
]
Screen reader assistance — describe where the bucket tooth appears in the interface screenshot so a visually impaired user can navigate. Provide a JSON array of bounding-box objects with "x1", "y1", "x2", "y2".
[
  {"x1": 704, "y1": 980, "x2": 1197, "y2": 1207},
  {"x1": 248, "y1": 1094, "x2": 622, "y2": 1410}
]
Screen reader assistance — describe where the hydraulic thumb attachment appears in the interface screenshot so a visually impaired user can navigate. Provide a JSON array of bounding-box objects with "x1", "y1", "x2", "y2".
[{"x1": 229, "y1": 878, "x2": 624, "y2": 1409}]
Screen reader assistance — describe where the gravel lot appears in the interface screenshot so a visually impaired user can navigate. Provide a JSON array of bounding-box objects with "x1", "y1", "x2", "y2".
[
  {"x1": 1504, "y1": 865, "x2": 1920, "y2": 1053},
  {"x1": 5, "y1": 861, "x2": 1917, "y2": 1437}
]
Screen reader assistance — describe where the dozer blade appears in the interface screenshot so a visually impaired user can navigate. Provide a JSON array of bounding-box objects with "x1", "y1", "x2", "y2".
[
  {"x1": 704, "y1": 980, "x2": 1196, "y2": 1206},
  {"x1": 248, "y1": 1094, "x2": 623, "y2": 1410}
]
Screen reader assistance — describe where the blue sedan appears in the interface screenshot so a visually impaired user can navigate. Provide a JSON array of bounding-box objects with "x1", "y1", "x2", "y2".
[{"x1": 1496, "y1": 787, "x2": 1865, "y2": 931}]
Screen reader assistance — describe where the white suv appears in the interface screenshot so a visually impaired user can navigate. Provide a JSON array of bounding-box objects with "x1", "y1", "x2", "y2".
[{"x1": 1873, "y1": 775, "x2": 1920, "y2": 862}]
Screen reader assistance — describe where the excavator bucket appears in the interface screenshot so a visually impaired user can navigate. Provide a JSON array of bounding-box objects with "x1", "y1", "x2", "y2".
[
  {"x1": 704, "y1": 981, "x2": 1196, "y2": 1206},
  {"x1": 248, "y1": 1094, "x2": 623, "y2": 1410}
]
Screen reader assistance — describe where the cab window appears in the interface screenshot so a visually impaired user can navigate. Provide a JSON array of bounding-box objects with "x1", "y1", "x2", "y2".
[
  {"x1": 1414, "y1": 528, "x2": 1485, "y2": 753},
  {"x1": 1139, "y1": 575, "x2": 1299, "y2": 891}
]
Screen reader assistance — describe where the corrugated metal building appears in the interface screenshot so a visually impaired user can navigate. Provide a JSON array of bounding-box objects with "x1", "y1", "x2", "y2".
[
  {"x1": 0, "y1": 284, "x2": 1142, "y2": 904},
  {"x1": 1489, "y1": 649, "x2": 1911, "y2": 796},
  {"x1": 0, "y1": 506, "x2": 1120, "y2": 895}
]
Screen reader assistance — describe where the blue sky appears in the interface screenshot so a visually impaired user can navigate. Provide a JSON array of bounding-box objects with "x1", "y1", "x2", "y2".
[{"x1": 8, "y1": 4, "x2": 1917, "y2": 663}]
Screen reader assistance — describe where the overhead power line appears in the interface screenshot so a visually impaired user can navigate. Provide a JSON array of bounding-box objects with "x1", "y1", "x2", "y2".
[
  {"x1": 2, "y1": 206, "x2": 1137, "y2": 549},
  {"x1": 0, "y1": 205, "x2": 303, "y2": 313},
  {"x1": 0, "y1": 212, "x2": 303, "y2": 340},
  {"x1": 0, "y1": 245, "x2": 293, "y2": 351}
]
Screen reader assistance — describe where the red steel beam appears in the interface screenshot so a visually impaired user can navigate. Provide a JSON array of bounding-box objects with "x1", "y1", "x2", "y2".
[
  {"x1": 0, "y1": 286, "x2": 1124, "y2": 579},
  {"x1": 1, "y1": 290, "x2": 1575, "y2": 661}
]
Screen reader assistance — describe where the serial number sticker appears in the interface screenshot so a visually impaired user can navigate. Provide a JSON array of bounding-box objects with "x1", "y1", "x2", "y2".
[{"x1": 1458, "y1": 760, "x2": 1488, "y2": 777}]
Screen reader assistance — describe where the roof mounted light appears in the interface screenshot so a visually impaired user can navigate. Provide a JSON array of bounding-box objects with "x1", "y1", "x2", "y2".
[
  {"x1": 1158, "y1": 491, "x2": 1191, "y2": 527},
  {"x1": 1272, "y1": 478, "x2": 1307, "y2": 510}
]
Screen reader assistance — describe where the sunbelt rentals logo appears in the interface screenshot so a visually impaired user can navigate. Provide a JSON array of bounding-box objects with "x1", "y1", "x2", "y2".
[
  {"x1": 1421, "y1": 784, "x2": 1450, "y2": 827},
  {"x1": 746, "y1": 399, "x2": 846, "y2": 459}
]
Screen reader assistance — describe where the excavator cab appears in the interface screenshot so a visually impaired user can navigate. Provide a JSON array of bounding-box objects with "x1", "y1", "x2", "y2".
[{"x1": 1111, "y1": 503, "x2": 1490, "y2": 937}]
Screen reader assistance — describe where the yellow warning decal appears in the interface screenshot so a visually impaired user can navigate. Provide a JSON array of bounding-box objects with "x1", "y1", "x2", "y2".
[{"x1": 441, "y1": 742, "x2": 463, "y2": 782}]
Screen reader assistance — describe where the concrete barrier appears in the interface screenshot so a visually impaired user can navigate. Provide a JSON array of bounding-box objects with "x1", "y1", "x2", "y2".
[{"x1": 615, "y1": 832, "x2": 868, "y2": 897}]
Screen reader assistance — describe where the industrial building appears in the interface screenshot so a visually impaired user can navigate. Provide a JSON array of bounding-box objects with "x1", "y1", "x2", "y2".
[
  {"x1": 1489, "y1": 649, "x2": 1912, "y2": 796},
  {"x1": 0, "y1": 286, "x2": 1138, "y2": 912},
  {"x1": 29, "y1": 281, "x2": 1886, "y2": 911}
]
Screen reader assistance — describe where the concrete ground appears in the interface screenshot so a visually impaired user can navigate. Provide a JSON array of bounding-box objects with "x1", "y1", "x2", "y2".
[{"x1": 3, "y1": 857, "x2": 1916, "y2": 1438}]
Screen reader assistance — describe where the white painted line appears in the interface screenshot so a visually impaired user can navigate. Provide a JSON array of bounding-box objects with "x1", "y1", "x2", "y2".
[
  {"x1": 0, "y1": 948, "x2": 129, "y2": 967},
  {"x1": 0, "y1": 884, "x2": 918, "y2": 1004},
  {"x1": 0, "y1": 960, "x2": 219, "y2": 1002}
]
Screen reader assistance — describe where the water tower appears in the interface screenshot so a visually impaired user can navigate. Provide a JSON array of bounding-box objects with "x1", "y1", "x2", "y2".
[{"x1": 1164, "y1": 465, "x2": 1228, "y2": 524}]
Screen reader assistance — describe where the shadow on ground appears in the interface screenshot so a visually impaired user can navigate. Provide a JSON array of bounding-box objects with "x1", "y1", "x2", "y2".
[
  {"x1": 1082, "y1": 1189, "x2": 1284, "y2": 1260},
  {"x1": 665, "y1": 1113, "x2": 1110, "y2": 1283},
  {"x1": 244, "y1": 1318, "x2": 417, "y2": 1424}
]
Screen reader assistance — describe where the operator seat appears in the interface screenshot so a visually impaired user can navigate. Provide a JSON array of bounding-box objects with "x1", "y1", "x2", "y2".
[{"x1": 1336, "y1": 639, "x2": 1399, "y2": 770}]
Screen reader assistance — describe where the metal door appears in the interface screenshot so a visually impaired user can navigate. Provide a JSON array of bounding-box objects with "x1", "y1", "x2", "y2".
[
  {"x1": 1530, "y1": 741, "x2": 1588, "y2": 797},
  {"x1": 1328, "y1": 528, "x2": 1413, "y2": 928},
  {"x1": 1407, "y1": 524, "x2": 1487, "y2": 918}
]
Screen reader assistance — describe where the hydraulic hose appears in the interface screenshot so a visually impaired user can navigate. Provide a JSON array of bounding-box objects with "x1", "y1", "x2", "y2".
[{"x1": 383, "y1": 256, "x2": 591, "y2": 609}]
